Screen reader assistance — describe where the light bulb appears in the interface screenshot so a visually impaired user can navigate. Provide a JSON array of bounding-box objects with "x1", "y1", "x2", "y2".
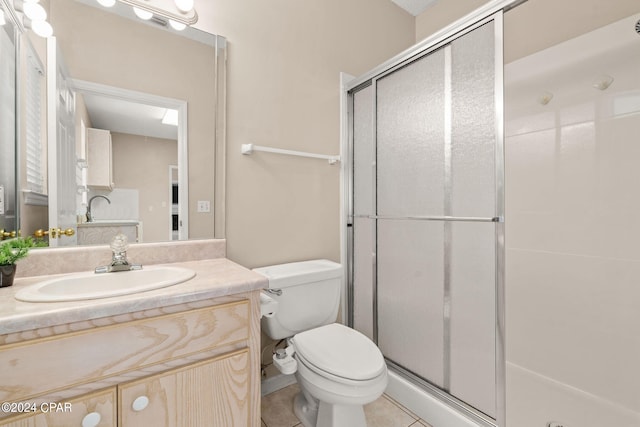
[
  {"x1": 169, "y1": 20, "x2": 186, "y2": 31},
  {"x1": 174, "y1": 0, "x2": 194, "y2": 13},
  {"x1": 23, "y1": 3, "x2": 47, "y2": 21},
  {"x1": 96, "y1": 0, "x2": 116, "y2": 7},
  {"x1": 133, "y1": 7, "x2": 153, "y2": 20},
  {"x1": 31, "y1": 20, "x2": 53, "y2": 38}
]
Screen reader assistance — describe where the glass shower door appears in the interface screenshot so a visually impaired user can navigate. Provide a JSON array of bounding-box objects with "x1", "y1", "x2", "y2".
[{"x1": 350, "y1": 16, "x2": 503, "y2": 422}]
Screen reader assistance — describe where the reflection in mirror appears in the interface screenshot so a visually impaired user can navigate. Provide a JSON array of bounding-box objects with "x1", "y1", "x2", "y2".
[
  {"x1": 0, "y1": 11, "x2": 17, "y2": 240},
  {"x1": 15, "y1": 0, "x2": 226, "y2": 246}
]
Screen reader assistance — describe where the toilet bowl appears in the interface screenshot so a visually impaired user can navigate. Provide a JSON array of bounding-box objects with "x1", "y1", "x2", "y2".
[
  {"x1": 291, "y1": 323, "x2": 388, "y2": 427},
  {"x1": 255, "y1": 260, "x2": 388, "y2": 427}
]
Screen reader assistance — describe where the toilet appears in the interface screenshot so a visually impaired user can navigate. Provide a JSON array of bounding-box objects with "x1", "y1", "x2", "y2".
[{"x1": 255, "y1": 260, "x2": 388, "y2": 427}]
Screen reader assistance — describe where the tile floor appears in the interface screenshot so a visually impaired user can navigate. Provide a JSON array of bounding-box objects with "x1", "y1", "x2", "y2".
[{"x1": 261, "y1": 383, "x2": 433, "y2": 427}]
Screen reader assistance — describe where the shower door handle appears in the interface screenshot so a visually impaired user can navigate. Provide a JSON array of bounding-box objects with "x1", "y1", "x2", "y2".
[{"x1": 359, "y1": 215, "x2": 503, "y2": 223}]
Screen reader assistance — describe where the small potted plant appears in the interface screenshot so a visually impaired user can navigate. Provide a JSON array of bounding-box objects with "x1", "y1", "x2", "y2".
[{"x1": 0, "y1": 237, "x2": 36, "y2": 288}]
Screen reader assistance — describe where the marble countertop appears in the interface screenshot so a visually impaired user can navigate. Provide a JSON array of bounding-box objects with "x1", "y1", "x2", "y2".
[{"x1": 0, "y1": 258, "x2": 268, "y2": 336}]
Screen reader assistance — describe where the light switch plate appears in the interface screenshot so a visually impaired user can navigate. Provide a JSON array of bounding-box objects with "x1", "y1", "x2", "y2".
[{"x1": 197, "y1": 200, "x2": 211, "y2": 213}]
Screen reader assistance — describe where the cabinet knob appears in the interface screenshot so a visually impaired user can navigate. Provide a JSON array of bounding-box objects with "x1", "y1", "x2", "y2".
[
  {"x1": 132, "y1": 395, "x2": 149, "y2": 412},
  {"x1": 81, "y1": 411, "x2": 101, "y2": 427}
]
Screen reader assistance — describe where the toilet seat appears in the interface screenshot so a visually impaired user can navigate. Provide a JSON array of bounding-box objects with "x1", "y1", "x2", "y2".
[{"x1": 293, "y1": 323, "x2": 386, "y2": 382}]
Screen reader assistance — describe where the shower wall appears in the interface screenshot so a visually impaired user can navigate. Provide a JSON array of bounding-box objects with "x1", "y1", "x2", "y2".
[{"x1": 505, "y1": 13, "x2": 640, "y2": 427}]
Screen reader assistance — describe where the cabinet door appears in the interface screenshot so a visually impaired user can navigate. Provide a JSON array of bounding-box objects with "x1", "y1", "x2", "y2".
[
  {"x1": 86, "y1": 128, "x2": 113, "y2": 189},
  {"x1": 0, "y1": 388, "x2": 116, "y2": 427},
  {"x1": 119, "y1": 350, "x2": 250, "y2": 427}
]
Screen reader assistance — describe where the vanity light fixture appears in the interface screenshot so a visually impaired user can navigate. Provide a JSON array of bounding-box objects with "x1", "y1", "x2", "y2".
[
  {"x1": 118, "y1": 0, "x2": 198, "y2": 26},
  {"x1": 169, "y1": 19, "x2": 186, "y2": 31},
  {"x1": 11, "y1": 0, "x2": 54, "y2": 37},
  {"x1": 133, "y1": 6, "x2": 153, "y2": 20},
  {"x1": 29, "y1": 17, "x2": 52, "y2": 37},
  {"x1": 21, "y1": 1, "x2": 45, "y2": 20},
  {"x1": 96, "y1": 0, "x2": 116, "y2": 7},
  {"x1": 173, "y1": 0, "x2": 193, "y2": 13}
]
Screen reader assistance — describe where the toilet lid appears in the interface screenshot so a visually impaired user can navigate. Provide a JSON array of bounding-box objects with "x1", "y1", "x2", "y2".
[{"x1": 293, "y1": 323, "x2": 385, "y2": 381}]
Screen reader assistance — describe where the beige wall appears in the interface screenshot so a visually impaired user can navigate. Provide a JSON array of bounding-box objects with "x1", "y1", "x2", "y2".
[
  {"x1": 415, "y1": 0, "x2": 488, "y2": 43},
  {"x1": 111, "y1": 132, "x2": 177, "y2": 243},
  {"x1": 50, "y1": 0, "x2": 216, "y2": 240},
  {"x1": 192, "y1": 0, "x2": 415, "y2": 268}
]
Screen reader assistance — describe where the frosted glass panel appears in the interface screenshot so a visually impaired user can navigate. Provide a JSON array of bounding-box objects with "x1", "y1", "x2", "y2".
[
  {"x1": 377, "y1": 50, "x2": 445, "y2": 217},
  {"x1": 353, "y1": 218, "x2": 375, "y2": 340},
  {"x1": 377, "y1": 220, "x2": 445, "y2": 386},
  {"x1": 353, "y1": 86, "x2": 375, "y2": 216},
  {"x1": 449, "y1": 222, "x2": 496, "y2": 417},
  {"x1": 451, "y1": 21, "x2": 496, "y2": 217},
  {"x1": 349, "y1": 15, "x2": 501, "y2": 421}
]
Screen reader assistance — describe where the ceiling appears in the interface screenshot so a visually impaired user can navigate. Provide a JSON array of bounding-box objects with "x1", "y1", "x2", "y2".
[
  {"x1": 82, "y1": 93, "x2": 178, "y2": 140},
  {"x1": 390, "y1": 0, "x2": 439, "y2": 16}
]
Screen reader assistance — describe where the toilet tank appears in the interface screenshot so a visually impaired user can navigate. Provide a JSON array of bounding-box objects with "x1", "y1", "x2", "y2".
[{"x1": 254, "y1": 259, "x2": 342, "y2": 340}]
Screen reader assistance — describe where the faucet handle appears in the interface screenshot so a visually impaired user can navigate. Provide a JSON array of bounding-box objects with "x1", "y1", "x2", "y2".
[{"x1": 110, "y1": 233, "x2": 129, "y2": 253}]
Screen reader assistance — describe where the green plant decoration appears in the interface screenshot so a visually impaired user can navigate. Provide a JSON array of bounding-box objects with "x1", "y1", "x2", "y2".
[{"x1": 0, "y1": 237, "x2": 36, "y2": 266}]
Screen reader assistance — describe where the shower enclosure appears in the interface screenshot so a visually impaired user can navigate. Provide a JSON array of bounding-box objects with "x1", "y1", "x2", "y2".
[{"x1": 344, "y1": 9, "x2": 505, "y2": 427}]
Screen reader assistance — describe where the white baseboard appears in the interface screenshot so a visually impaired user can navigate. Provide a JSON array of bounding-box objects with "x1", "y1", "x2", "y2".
[{"x1": 261, "y1": 373, "x2": 297, "y2": 396}]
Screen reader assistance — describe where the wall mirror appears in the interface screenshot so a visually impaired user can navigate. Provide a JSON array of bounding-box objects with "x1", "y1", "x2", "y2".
[
  {"x1": 0, "y1": 8, "x2": 17, "y2": 241},
  {"x1": 1, "y1": 0, "x2": 226, "y2": 247}
]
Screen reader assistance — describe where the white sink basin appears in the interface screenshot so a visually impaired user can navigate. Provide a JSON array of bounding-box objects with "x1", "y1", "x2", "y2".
[{"x1": 15, "y1": 266, "x2": 196, "y2": 302}]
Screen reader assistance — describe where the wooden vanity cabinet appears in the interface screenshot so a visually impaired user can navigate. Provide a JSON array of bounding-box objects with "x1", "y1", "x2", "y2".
[
  {"x1": 119, "y1": 350, "x2": 250, "y2": 426},
  {"x1": 0, "y1": 295, "x2": 260, "y2": 427},
  {"x1": 0, "y1": 352, "x2": 249, "y2": 427},
  {"x1": 0, "y1": 388, "x2": 117, "y2": 427}
]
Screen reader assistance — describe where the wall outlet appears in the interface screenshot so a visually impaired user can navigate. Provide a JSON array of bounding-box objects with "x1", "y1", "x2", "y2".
[{"x1": 197, "y1": 200, "x2": 211, "y2": 213}]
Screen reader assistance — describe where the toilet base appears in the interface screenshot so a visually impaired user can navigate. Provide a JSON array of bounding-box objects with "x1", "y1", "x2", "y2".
[
  {"x1": 293, "y1": 391, "x2": 368, "y2": 427},
  {"x1": 293, "y1": 392, "x2": 317, "y2": 427}
]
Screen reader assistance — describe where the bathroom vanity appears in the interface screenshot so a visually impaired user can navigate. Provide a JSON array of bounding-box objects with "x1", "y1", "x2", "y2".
[
  {"x1": 0, "y1": 240, "x2": 266, "y2": 427},
  {"x1": 77, "y1": 220, "x2": 140, "y2": 245}
]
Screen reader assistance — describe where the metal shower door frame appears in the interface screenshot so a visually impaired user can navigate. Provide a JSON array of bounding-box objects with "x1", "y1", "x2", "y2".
[{"x1": 342, "y1": 1, "x2": 517, "y2": 425}]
